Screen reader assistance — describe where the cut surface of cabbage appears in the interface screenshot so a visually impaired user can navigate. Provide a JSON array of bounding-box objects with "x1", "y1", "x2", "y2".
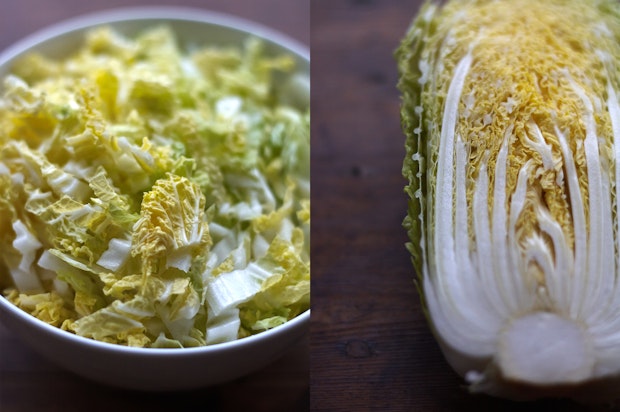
[{"x1": 397, "y1": 0, "x2": 620, "y2": 400}]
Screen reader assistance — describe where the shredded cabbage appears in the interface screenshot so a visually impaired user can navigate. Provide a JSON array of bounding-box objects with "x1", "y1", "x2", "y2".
[{"x1": 0, "y1": 25, "x2": 310, "y2": 348}]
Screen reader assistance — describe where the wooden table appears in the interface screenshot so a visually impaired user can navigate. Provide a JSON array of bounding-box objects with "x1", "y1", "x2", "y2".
[
  {"x1": 0, "y1": 1, "x2": 308, "y2": 411},
  {"x1": 310, "y1": 1, "x2": 608, "y2": 411}
]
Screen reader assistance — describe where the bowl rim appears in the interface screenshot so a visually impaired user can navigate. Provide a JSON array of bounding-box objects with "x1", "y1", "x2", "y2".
[
  {"x1": 0, "y1": 6, "x2": 310, "y2": 355},
  {"x1": 1, "y1": 293, "x2": 310, "y2": 355},
  {"x1": 0, "y1": 5, "x2": 309, "y2": 65}
]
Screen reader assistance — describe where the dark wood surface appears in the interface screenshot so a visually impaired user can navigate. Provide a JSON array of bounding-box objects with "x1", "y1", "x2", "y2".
[
  {"x1": 0, "y1": 1, "x2": 308, "y2": 411},
  {"x1": 310, "y1": 1, "x2": 611, "y2": 411},
  {"x1": 0, "y1": 0, "x2": 309, "y2": 50}
]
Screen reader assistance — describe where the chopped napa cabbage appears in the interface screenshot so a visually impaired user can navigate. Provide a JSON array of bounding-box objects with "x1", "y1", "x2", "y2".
[
  {"x1": 0, "y1": 25, "x2": 309, "y2": 348},
  {"x1": 132, "y1": 173, "x2": 211, "y2": 275},
  {"x1": 206, "y1": 306, "x2": 241, "y2": 345}
]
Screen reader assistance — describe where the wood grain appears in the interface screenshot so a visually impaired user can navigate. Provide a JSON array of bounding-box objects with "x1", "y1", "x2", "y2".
[
  {"x1": 0, "y1": 322, "x2": 308, "y2": 412},
  {"x1": 0, "y1": 0, "x2": 309, "y2": 51}
]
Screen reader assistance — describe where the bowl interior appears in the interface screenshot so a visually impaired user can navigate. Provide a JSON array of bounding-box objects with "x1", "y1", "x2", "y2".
[
  {"x1": 0, "y1": 7, "x2": 309, "y2": 390},
  {"x1": 0, "y1": 7, "x2": 309, "y2": 109}
]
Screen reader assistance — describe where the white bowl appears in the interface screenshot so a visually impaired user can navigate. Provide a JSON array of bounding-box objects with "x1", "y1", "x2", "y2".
[{"x1": 0, "y1": 7, "x2": 309, "y2": 391}]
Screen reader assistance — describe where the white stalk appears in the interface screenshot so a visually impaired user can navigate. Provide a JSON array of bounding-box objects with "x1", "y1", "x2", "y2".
[
  {"x1": 555, "y1": 125, "x2": 587, "y2": 319},
  {"x1": 426, "y1": 52, "x2": 502, "y2": 359}
]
